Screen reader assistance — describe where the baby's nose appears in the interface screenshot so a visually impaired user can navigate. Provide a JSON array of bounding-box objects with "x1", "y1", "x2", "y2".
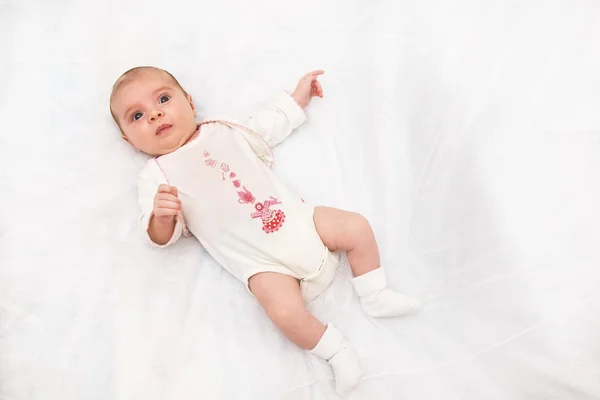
[{"x1": 149, "y1": 110, "x2": 164, "y2": 121}]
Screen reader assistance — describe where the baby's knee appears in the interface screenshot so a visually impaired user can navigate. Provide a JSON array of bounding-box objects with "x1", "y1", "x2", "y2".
[{"x1": 347, "y1": 212, "x2": 371, "y2": 235}]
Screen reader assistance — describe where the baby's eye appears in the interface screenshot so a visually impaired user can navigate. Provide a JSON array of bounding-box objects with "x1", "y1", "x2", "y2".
[
  {"x1": 132, "y1": 112, "x2": 143, "y2": 121},
  {"x1": 159, "y1": 95, "x2": 170, "y2": 104}
]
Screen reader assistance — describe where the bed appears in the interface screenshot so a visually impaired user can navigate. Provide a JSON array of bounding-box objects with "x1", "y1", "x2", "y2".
[{"x1": 1, "y1": 0, "x2": 599, "y2": 398}]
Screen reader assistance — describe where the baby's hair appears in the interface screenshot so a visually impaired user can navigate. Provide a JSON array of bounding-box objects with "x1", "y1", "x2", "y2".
[{"x1": 109, "y1": 66, "x2": 187, "y2": 135}]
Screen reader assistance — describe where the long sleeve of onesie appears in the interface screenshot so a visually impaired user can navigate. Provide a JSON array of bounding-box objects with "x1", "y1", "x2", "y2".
[
  {"x1": 240, "y1": 92, "x2": 307, "y2": 147},
  {"x1": 137, "y1": 160, "x2": 183, "y2": 247}
]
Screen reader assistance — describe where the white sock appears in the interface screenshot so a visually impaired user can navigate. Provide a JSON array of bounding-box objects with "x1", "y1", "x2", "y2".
[
  {"x1": 351, "y1": 268, "x2": 421, "y2": 317},
  {"x1": 309, "y1": 324, "x2": 363, "y2": 396}
]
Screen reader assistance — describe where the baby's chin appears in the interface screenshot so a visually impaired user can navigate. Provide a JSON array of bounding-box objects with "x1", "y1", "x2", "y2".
[{"x1": 151, "y1": 128, "x2": 195, "y2": 155}]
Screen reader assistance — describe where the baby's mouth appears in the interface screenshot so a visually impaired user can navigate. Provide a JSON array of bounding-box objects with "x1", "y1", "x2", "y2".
[{"x1": 156, "y1": 124, "x2": 172, "y2": 135}]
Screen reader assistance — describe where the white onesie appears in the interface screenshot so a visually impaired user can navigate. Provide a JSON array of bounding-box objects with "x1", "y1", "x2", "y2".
[{"x1": 137, "y1": 92, "x2": 340, "y2": 301}]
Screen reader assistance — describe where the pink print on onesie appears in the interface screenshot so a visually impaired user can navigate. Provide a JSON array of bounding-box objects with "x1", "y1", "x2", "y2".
[
  {"x1": 203, "y1": 149, "x2": 285, "y2": 234},
  {"x1": 251, "y1": 197, "x2": 286, "y2": 233}
]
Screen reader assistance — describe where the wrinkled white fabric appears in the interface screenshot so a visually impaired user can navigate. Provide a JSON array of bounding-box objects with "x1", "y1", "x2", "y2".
[{"x1": 1, "y1": 0, "x2": 600, "y2": 399}]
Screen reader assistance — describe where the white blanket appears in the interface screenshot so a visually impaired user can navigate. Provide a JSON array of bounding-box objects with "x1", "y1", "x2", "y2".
[{"x1": 1, "y1": 0, "x2": 599, "y2": 399}]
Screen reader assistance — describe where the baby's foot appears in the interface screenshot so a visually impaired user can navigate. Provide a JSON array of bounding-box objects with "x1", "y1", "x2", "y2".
[
  {"x1": 328, "y1": 344, "x2": 363, "y2": 396},
  {"x1": 351, "y1": 268, "x2": 421, "y2": 318},
  {"x1": 310, "y1": 324, "x2": 363, "y2": 396},
  {"x1": 360, "y1": 288, "x2": 421, "y2": 317}
]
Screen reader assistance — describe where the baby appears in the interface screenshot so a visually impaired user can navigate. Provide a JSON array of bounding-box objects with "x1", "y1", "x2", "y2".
[{"x1": 109, "y1": 66, "x2": 420, "y2": 396}]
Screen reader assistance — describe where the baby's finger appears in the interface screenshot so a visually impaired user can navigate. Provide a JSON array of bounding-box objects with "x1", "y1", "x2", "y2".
[
  {"x1": 157, "y1": 184, "x2": 171, "y2": 193},
  {"x1": 157, "y1": 193, "x2": 181, "y2": 203},
  {"x1": 315, "y1": 81, "x2": 324, "y2": 97},
  {"x1": 157, "y1": 200, "x2": 182, "y2": 210},
  {"x1": 165, "y1": 185, "x2": 178, "y2": 196},
  {"x1": 158, "y1": 184, "x2": 178, "y2": 196},
  {"x1": 154, "y1": 208, "x2": 179, "y2": 217},
  {"x1": 303, "y1": 70, "x2": 324, "y2": 81}
]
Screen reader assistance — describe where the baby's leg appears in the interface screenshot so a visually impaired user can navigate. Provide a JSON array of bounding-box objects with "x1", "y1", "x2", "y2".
[
  {"x1": 313, "y1": 206, "x2": 380, "y2": 277},
  {"x1": 249, "y1": 271, "x2": 325, "y2": 349},
  {"x1": 249, "y1": 272, "x2": 362, "y2": 395},
  {"x1": 314, "y1": 206, "x2": 420, "y2": 317}
]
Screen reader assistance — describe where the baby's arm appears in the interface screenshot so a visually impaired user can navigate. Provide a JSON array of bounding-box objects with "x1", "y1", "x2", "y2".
[
  {"x1": 137, "y1": 163, "x2": 183, "y2": 247},
  {"x1": 241, "y1": 70, "x2": 324, "y2": 147},
  {"x1": 147, "y1": 185, "x2": 181, "y2": 245},
  {"x1": 240, "y1": 91, "x2": 307, "y2": 147}
]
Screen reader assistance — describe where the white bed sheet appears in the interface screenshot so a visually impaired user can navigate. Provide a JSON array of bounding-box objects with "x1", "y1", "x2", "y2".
[{"x1": 1, "y1": 0, "x2": 599, "y2": 399}]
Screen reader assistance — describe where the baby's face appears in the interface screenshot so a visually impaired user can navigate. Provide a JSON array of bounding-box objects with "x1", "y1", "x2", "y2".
[{"x1": 111, "y1": 71, "x2": 197, "y2": 156}]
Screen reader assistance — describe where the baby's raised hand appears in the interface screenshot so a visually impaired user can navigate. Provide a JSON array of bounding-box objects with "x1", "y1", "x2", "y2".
[
  {"x1": 291, "y1": 70, "x2": 324, "y2": 109},
  {"x1": 152, "y1": 184, "x2": 181, "y2": 223}
]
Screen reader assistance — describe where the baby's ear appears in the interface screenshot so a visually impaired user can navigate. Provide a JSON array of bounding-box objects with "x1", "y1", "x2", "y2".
[
  {"x1": 187, "y1": 94, "x2": 197, "y2": 117},
  {"x1": 187, "y1": 93, "x2": 195, "y2": 109}
]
